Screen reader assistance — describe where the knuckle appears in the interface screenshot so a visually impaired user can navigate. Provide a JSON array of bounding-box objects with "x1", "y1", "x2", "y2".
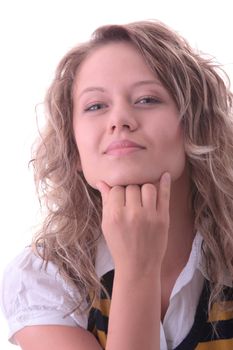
[
  {"x1": 143, "y1": 183, "x2": 156, "y2": 191},
  {"x1": 111, "y1": 185, "x2": 123, "y2": 194},
  {"x1": 127, "y1": 184, "x2": 139, "y2": 189},
  {"x1": 142, "y1": 183, "x2": 156, "y2": 194},
  {"x1": 126, "y1": 184, "x2": 139, "y2": 194}
]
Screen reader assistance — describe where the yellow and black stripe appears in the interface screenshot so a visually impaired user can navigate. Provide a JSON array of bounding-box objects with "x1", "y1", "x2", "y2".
[
  {"x1": 175, "y1": 281, "x2": 233, "y2": 349},
  {"x1": 87, "y1": 270, "x2": 113, "y2": 348},
  {"x1": 87, "y1": 270, "x2": 233, "y2": 349}
]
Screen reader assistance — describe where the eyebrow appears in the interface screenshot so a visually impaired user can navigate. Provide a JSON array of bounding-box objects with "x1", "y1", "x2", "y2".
[
  {"x1": 78, "y1": 79, "x2": 163, "y2": 98},
  {"x1": 78, "y1": 86, "x2": 106, "y2": 97},
  {"x1": 131, "y1": 79, "x2": 163, "y2": 88}
]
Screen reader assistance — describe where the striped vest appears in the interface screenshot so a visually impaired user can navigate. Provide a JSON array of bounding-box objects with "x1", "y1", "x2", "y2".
[{"x1": 87, "y1": 270, "x2": 233, "y2": 349}]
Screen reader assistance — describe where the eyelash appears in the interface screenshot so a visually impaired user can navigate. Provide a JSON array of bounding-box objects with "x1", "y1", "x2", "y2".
[
  {"x1": 84, "y1": 103, "x2": 106, "y2": 112},
  {"x1": 83, "y1": 96, "x2": 161, "y2": 112},
  {"x1": 135, "y1": 96, "x2": 161, "y2": 105}
]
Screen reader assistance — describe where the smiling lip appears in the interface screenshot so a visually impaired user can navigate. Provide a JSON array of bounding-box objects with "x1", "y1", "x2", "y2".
[{"x1": 104, "y1": 140, "x2": 145, "y2": 156}]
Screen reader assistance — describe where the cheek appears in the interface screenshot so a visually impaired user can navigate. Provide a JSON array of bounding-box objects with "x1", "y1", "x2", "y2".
[
  {"x1": 156, "y1": 126, "x2": 183, "y2": 152},
  {"x1": 164, "y1": 120, "x2": 184, "y2": 145},
  {"x1": 169, "y1": 128, "x2": 186, "y2": 176},
  {"x1": 159, "y1": 123, "x2": 185, "y2": 170},
  {"x1": 73, "y1": 128, "x2": 100, "y2": 175}
]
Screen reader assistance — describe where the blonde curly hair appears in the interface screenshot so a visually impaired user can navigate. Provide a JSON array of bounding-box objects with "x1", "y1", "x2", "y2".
[{"x1": 31, "y1": 20, "x2": 233, "y2": 313}]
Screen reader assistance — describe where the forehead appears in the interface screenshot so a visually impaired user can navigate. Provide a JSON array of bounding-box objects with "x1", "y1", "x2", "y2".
[{"x1": 74, "y1": 41, "x2": 158, "y2": 87}]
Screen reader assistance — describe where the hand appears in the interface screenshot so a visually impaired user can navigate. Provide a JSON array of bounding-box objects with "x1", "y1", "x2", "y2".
[{"x1": 96, "y1": 173, "x2": 171, "y2": 277}]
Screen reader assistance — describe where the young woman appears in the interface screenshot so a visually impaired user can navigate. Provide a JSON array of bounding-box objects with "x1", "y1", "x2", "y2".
[{"x1": 1, "y1": 20, "x2": 233, "y2": 350}]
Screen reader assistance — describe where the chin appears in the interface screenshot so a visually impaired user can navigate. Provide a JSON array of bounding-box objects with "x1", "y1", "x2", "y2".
[
  {"x1": 102, "y1": 174, "x2": 160, "y2": 187},
  {"x1": 101, "y1": 167, "x2": 186, "y2": 188}
]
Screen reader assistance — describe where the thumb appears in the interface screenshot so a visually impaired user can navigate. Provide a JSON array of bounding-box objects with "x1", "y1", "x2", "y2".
[{"x1": 96, "y1": 181, "x2": 111, "y2": 205}]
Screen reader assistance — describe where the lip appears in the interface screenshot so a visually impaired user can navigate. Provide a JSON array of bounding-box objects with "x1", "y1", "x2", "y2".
[{"x1": 104, "y1": 139, "x2": 145, "y2": 156}]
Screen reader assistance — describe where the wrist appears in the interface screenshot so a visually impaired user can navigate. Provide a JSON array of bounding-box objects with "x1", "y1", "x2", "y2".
[{"x1": 114, "y1": 263, "x2": 162, "y2": 285}]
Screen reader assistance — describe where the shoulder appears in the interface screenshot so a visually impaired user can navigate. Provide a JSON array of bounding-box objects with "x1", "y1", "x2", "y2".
[
  {"x1": 0, "y1": 246, "x2": 79, "y2": 308},
  {"x1": 0, "y1": 247, "x2": 87, "y2": 344}
]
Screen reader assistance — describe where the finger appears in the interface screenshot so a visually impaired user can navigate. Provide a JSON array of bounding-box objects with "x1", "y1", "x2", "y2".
[
  {"x1": 157, "y1": 172, "x2": 171, "y2": 214},
  {"x1": 125, "y1": 185, "x2": 142, "y2": 207},
  {"x1": 96, "y1": 181, "x2": 111, "y2": 206},
  {"x1": 141, "y1": 183, "x2": 157, "y2": 209},
  {"x1": 108, "y1": 185, "x2": 125, "y2": 208}
]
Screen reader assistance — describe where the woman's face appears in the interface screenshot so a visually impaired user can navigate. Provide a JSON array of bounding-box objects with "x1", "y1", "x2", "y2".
[{"x1": 73, "y1": 42, "x2": 186, "y2": 188}]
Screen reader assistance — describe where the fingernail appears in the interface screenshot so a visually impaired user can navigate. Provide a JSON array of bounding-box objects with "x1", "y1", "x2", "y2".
[{"x1": 163, "y1": 172, "x2": 171, "y2": 184}]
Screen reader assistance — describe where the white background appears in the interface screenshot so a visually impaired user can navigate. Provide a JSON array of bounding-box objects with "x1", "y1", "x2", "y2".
[{"x1": 0, "y1": 0, "x2": 232, "y2": 348}]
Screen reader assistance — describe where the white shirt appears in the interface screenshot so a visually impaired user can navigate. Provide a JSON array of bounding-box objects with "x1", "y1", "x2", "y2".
[{"x1": 0, "y1": 233, "x2": 204, "y2": 349}]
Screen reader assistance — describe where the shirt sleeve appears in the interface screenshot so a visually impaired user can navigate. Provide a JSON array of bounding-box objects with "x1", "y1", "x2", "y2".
[{"x1": 0, "y1": 247, "x2": 88, "y2": 344}]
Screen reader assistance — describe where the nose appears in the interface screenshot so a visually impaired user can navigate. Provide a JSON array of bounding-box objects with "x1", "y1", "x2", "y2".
[{"x1": 107, "y1": 101, "x2": 138, "y2": 134}]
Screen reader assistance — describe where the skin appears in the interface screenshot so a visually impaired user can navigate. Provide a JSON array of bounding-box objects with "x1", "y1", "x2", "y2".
[
  {"x1": 73, "y1": 42, "x2": 185, "y2": 188},
  {"x1": 15, "y1": 42, "x2": 195, "y2": 350}
]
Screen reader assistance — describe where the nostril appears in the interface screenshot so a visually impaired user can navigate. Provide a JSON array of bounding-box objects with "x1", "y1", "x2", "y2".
[
  {"x1": 109, "y1": 119, "x2": 138, "y2": 133},
  {"x1": 111, "y1": 124, "x2": 131, "y2": 129}
]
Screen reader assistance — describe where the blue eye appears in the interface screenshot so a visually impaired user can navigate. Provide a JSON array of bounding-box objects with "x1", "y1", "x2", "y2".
[
  {"x1": 84, "y1": 103, "x2": 106, "y2": 112},
  {"x1": 136, "y1": 96, "x2": 161, "y2": 105}
]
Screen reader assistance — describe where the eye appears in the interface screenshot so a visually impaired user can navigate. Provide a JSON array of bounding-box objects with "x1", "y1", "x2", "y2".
[
  {"x1": 136, "y1": 96, "x2": 161, "y2": 105},
  {"x1": 84, "y1": 103, "x2": 107, "y2": 112}
]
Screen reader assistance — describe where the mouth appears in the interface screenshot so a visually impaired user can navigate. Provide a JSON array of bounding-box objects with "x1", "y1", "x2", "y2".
[{"x1": 104, "y1": 139, "x2": 145, "y2": 156}]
